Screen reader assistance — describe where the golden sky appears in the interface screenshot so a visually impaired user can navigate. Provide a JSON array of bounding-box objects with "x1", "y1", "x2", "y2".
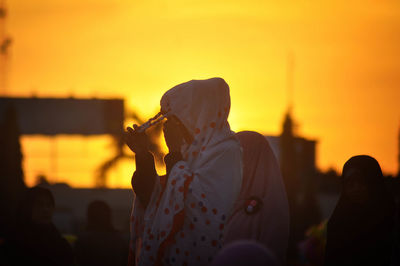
[{"x1": 4, "y1": 0, "x2": 400, "y2": 187}]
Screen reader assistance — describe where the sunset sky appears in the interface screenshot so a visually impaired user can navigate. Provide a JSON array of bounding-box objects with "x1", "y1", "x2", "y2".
[{"x1": 4, "y1": 0, "x2": 400, "y2": 187}]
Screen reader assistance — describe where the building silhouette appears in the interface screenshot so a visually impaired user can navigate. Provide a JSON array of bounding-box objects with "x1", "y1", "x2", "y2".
[
  {"x1": 0, "y1": 96, "x2": 125, "y2": 187},
  {"x1": 265, "y1": 109, "x2": 320, "y2": 261}
]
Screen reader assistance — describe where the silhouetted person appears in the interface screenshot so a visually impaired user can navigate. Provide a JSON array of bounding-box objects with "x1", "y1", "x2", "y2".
[
  {"x1": 125, "y1": 78, "x2": 242, "y2": 265},
  {"x1": 324, "y1": 155, "x2": 396, "y2": 266},
  {"x1": 223, "y1": 131, "x2": 289, "y2": 266},
  {"x1": 0, "y1": 105, "x2": 26, "y2": 239},
  {"x1": 4, "y1": 186, "x2": 73, "y2": 266},
  {"x1": 75, "y1": 200, "x2": 128, "y2": 266}
]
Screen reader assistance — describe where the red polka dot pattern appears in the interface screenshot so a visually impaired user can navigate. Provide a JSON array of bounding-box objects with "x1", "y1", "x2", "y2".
[{"x1": 130, "y1": 95, "x2": 238, "y2": 265}]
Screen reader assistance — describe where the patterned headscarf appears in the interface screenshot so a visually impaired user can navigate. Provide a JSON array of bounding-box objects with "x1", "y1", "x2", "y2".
[{"x1": 130, "y1": 78, "x2": 242, "y2": 266}]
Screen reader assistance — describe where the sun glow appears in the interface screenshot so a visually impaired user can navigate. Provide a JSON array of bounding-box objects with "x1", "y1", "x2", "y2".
[{"x1": 7, "y1": 0, "x2": 400, "y2": 187}]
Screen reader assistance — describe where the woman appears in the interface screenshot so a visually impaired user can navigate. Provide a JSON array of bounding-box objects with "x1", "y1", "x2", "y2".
[
  {"x1": 125, "y1": 77, "x2": 242, "y2": 265},
  {"x1": 223, "y1": 131, "x2": 289, "y2": 265},
  {"x1": 75, "y1": 200, "x2": 128, "y2": 266},
  {"x1": 5, "y1": 186, "x2": 74, "y2": 266},
  {"x1": 324, "y1": 155, "x2": 396, "y2": 266}
]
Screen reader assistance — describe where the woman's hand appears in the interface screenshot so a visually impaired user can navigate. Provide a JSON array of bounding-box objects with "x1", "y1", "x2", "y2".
[
  {"x1": 124, "y1": 124, "x2": 150, "y2": 154},
  {"x1": 163, "y1": 118, "x2": 184, "y2": 153}
]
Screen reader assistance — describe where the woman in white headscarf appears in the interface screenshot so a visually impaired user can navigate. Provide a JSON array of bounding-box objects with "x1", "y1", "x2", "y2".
[{"x1": 125, "y1": 78, "x2": 242, "y2": 266}]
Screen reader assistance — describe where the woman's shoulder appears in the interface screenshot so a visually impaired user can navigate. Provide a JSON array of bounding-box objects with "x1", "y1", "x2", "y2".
[
  {"x1": 214, "y1": 135, "x2": 241, "y2": 152},
  {"x1": 209, "y1": 136, "x2": 242, "y2": 167}
]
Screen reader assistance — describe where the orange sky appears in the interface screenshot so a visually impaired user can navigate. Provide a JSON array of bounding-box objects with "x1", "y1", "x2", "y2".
[{"x1": 4, "y1": 0, "x2": 400, "y2": 187}]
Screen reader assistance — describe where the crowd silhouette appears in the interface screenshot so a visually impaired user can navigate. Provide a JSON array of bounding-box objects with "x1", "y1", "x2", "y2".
[
  {"x1": 0, "y1": 78, "x2": 399, "y2": 266},
  {"x1": 74, "y1": 200, "x2": 128, "y2": 266},
  {"x1": 2, "y1": 186, "x2": 74, "y2": 266}
]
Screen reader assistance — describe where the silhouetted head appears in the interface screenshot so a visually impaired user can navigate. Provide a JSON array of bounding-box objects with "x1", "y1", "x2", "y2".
[
  {"x1": 17, "y1": 186, "x2": 55, "y2": 226},
  {"x1": 160, "y1": 78, "x2": 231, "y2": 135},
  {"x1": 234, "y1": 131, "x2": 282, "y2": 200},
  {"x1": 327, "y1": 155, "x2": 396, "y2": 265},
  {"x1": 160, "y1": 78, "x2": 233, "y2": 161},
  {"x1": 86, "y1": 200, "x2": 115, "y2": 232},
  {"x1": 341, "y1": 155, "x2": 384, "y2": 204}
]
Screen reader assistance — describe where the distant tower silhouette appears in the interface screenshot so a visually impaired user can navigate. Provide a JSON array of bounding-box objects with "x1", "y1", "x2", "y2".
[
  {"x1": 280, "y1": 54, "x2": 300, "y2": 260},
  {"x1": 279, "y1": 54, "x2": 321, "y2": 262},
  {"x1": 0, "y1": 0, "x2": 12, "y2": 94},
  {"x1": 286, "y1": 52, "x2": 295, "y2": 110},
  {"x1": 281, "y1": 53, "x2": 297, "y2": 202},
  {"x1": 281, "y1": 52, "x2": 298, "y2": 204}
]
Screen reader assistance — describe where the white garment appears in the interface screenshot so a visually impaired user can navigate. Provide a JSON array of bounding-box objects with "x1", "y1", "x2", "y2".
[{"x1": 130, "y1": 78, "x2": 242, "y2": 266}]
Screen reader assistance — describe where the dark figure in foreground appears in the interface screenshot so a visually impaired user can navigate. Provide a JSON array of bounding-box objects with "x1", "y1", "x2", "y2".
[
  {"x1": 324, "y1": 155, "x2": 396, "y2": 266},
  {"x1": 3, "y1": 186, "x2": 74, "y2": 266},
  {"x1": 223, "y1": 131, "x2": 289, "y2": 265},
  {"x1": 75, "y1": 200, "x2": 128, "y2": 266}
]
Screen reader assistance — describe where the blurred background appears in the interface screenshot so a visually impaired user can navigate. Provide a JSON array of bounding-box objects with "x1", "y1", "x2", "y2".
[{"x1": 0, "y1": 0, "x2": 399, "y2": 265}]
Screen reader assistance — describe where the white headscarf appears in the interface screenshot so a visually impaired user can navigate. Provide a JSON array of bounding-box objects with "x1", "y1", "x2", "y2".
[{"x1": 130, "y1": 78, "x2": 242, "y2": 266}]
